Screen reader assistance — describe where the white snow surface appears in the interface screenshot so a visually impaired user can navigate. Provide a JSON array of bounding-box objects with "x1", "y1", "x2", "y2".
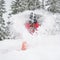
[
  {"x1": 0, "y1": 9, "x2": 60, "y2": 60},
  {"x1": 0, "y1": 35, "x2": 60, "y2": 60}
]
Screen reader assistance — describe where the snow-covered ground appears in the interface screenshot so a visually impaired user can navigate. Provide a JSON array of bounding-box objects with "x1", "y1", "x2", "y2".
[
  {"x1": 0, "y1": 9, "x2": 60, "y2": 60},
  {"x1": 0, "y1": 35, "x2": 60, "y2": 60}
]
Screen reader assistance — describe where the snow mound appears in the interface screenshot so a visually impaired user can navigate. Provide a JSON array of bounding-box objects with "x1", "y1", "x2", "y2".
[{"x1": 10, "y1": 9, "x2": 56, "y2": 39}]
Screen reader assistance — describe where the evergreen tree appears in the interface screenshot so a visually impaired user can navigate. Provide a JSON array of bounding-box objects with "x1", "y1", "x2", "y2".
[
  {"x1": 41, "y1": 0, "x2": 45, "y2": 9},
  {"x1": 0, "y1": 0, "x2": 7, "y2": 40},
  {"x1": 46, "y1": 0, "x2": 60, "y2": 13},
  {"x1": 11, "y1": 0, "x2": 41, "y2": 14},
  {"x1": 0, "y1": 17, "x2": 7, "y2": 40},
  {"x1": 27, "y1": 0, "x2": 41, "y2": 10},
  {"x1": 5, "y1": 21, "x2": 12, "y2": 39},
  {"x1": 0, "y1": 0, "x2": 6, "y2": 17}
]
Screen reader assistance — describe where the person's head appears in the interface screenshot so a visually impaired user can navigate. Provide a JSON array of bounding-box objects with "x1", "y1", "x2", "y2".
[{"x1": 30, "y1": 12, "x2": 33, "y2": 19}]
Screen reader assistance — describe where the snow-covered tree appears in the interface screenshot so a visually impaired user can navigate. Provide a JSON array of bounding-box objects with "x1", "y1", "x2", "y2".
[
  {"x1": 41, "y1": 0, "x2": 45, "y2": 9},
  {"x1": 0, "y1": 0, "x2": 8, "y2": 40},
  {"x1": 0, "y1": 0, "x2": 6, "y2": 17},
  {"x1": 46, "y1": 0, "x2": 60, "y2": 13},
  {"x1": 27, "y1": 0, "x2": 41, "y2": 10},
  {"x1": 5, "y1": 21, "x2": 12, "y2": 39},
  {"x1": 0, "y1": 17, "x2": 7, "y2": 40},
  {"x1": 11, "y1": 0, "x2": 41, "y2": 14}
]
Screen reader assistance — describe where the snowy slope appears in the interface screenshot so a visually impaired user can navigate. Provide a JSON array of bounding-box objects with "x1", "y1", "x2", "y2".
[
  {"x1": 0, "y1": 9, "x2": 60, "y2": 60},
  {"x1": 0, "y1": 35, "x2": 60, "y2": 60}
]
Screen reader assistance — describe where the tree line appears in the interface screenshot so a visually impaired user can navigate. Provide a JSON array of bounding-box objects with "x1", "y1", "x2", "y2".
[{"x1": 0, "y1": 0, "x2": 60, "y2": 40}]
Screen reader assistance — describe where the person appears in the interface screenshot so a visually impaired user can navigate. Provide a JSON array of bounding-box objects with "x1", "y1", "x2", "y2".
[
  {"x1": 25, "y1": 12, "x2": 39, "y2": 34},
  {"x1": 29, "y1": 13, "x2": 37, "y2": 32}
]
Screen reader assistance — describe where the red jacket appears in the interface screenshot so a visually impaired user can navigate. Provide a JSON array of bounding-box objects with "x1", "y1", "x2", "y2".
[
  {"x1": 25, "y1": 23, "x2": 30, "y2": 29},
  {"x1": 25, "y1": 22, "x2": 40, "y2": 34},
  {"x1": 33, "y1": 22, "x2": 40, "y2": 29}
]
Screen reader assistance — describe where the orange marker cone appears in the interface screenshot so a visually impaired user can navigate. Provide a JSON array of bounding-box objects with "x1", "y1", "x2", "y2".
[{"x1": 21, "y1": 41, "x2": 27, "y2": 51}]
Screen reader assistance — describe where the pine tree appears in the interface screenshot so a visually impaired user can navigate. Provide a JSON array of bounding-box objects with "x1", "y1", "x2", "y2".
[
  {"x1": 5, "y1": 21, "x2": 12, "y2": 39},
  {"x1": 46, "y1": 0, "x2": 60, "y2": 13},
  {"x1": 0, "y1": 17, "x2": 7, "y2": 40},
  {"x1": 11, "y1": 0, "x2": 41, "y2": 14},
  {"x1": 11, "y1": 0, "x2": 20, "y2": 14},
  {"x1": 41, "y1": 0, "x2": 45, "y2": 9},
  {"x1": 27, "y1": 0, "x2": 40, "y2": 10},
  {"x1": 0, "y1": 0, "x2": 7, "y2": 40},
  {"x1": 55, "y1": 0, "x2": 60, "y2": 13},
  {"x1": 0, "y1": 0, "x2": 6, "y2": 17}
]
